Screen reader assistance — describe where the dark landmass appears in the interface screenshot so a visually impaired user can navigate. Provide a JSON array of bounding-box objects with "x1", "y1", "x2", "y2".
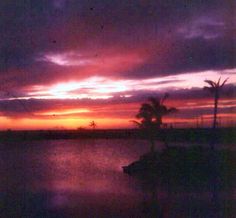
[
  {"x1": 123, "y1": 146, "x2": 236, "y2": 189},
  {"x1": 0, "y1": 127, "x2": 235, "y2": 143}
]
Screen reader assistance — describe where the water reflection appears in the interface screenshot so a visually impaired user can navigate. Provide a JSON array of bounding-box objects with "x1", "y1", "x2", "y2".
[
  {"x1": 39, "y1": 140, "x2": 145, "y2": 195},
  {"x1": 0, "y1": 139, "x2": 235, "y2": 217}
]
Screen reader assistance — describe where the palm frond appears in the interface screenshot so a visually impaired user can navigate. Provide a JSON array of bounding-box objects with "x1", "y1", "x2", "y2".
[
  {"x1": 141, "y1": 103, "x2": 153, "y2": 110},
  {"x1": 130, "y1": 120, "x2": 142, "y2": 127},
  {"x1": 89, "y1": 121, "x2": 96, "y2": 127},
  {"x1": 161, "y1": 92, "x2": 169, "y2": 104},
  {"x1": 135, "y1": 94, "x2": 178, "y2": 130},
  {"x1": 217, "y1": 77, "x2": 221, "y2": 86},
  {"x1": 168, "y1": 107, "x2": 178, "y2": 113},
  {"x1": 136, "y1": 103, "x2": 153, "y2": 118},
  {"x1": 204, "y1": 80, "x2": 216, "y2": 87},
  {"x1": 148, "y1": 97, "x2": 160, "y2": 108},
  {"x1": 220, "y1": 77, "x2": 229, "y2": 88}
]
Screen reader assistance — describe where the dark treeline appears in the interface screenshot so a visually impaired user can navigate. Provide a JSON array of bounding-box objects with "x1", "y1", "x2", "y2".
[{"x1": 0, "y1": 127, "x2": 235, "y2": 144}]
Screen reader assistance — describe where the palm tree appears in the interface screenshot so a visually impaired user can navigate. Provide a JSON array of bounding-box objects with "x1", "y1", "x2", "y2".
[
  {"x1": 89, "y1": 120, "x2": 97, "y2": 130},
  {"x1": 136, "y1": 93, "x2": 177, "y2": 128},
  {"x1": 204, "y1": 78, "x2": 228, "y2": 205},
  {"x1": 134, "y1": 93, "x2": 177, "y2": 152},
  {"x1": 204, "y1": 77, "x2": 228, "y2": 129}
]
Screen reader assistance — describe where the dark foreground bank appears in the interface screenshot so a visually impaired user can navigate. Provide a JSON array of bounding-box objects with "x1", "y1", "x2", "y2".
[{"x1": 123, "y1": 146, "x2": 236, "y2": 188}]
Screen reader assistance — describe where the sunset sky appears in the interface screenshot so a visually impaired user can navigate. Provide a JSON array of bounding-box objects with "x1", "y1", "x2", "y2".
[{"x1": 0, "y1": 0, "x2": 235, "y2": 130}]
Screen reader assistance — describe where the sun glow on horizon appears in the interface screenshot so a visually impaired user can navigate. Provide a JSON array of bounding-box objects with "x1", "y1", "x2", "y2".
[
  {"x1": 0, "y1": 94, "x2": 235, "y2": 130},
  {"x1": 0, "y1": 68, "x2": 235, "y2": 130}
]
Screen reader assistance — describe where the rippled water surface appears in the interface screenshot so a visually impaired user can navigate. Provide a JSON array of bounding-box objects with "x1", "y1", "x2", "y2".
[{"x1": 0, "y1": 139, "x2": 235, "y2": 217}]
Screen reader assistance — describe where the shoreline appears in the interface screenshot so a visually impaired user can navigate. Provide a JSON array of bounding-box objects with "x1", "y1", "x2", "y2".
[{"x1": 0, "y1": 127, "x2": 235, "y2": 143}]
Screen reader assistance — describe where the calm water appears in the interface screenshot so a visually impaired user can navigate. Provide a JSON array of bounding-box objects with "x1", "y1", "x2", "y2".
[{"x1": 0, "y1": 139, "x2": 235, "y2": 217}]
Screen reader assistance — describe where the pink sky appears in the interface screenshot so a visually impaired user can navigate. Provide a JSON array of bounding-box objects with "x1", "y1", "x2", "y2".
[{"x1": 0, "y1": 1, "x2": 235, "y2": 129}]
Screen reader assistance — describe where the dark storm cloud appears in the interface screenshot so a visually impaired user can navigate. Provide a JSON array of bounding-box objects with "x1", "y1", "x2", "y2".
[
  {"x1": 124, "y1": 33, "x2": 235, "y2": 79},
  {"x1": 0, "y1": 0, "x2": 235, "y2": 89}
]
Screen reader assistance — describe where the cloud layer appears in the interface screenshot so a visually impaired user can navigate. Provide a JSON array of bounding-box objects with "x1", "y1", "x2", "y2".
[{"x1": 0, "y1": 0, "x2": 235, "y2": 128}]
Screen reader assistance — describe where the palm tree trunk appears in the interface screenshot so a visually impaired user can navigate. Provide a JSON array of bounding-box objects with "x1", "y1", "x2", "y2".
[
  {"x1": 211, "y1": 91, "x2": 219, "y2": 150},
  {"x1": 211, "y1": 91, "x2": 221, "y2": 213},
  {"x1": 213, "y1": 93, "x2": 219, "y2": 129},
  {"x1": 157, "y1": 117, "x2": 162, "y2": 128},
  {"x1": 147, "y1": 127, "x2": 156, "y2": 153},
  {"x1": 150, "y1": 139, "x2": 155, "y2": 153}
]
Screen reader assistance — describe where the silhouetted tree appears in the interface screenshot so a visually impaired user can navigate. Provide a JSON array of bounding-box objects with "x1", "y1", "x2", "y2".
[
  {"x1": 204, "y1": 77, "x2": 228, "y2": 129},
  {"x1": 135, "y1": 94, "x2": 177, "y2": 128},
  {"x1": 89, "y1": 120, "x2": 97, "y2": 130},
  {"x1": 204, "y1": 77, "x2": 228, "y2": 211},
  {"x1": 133, "y1": 94, "x2": 177, "y2": 152}
]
